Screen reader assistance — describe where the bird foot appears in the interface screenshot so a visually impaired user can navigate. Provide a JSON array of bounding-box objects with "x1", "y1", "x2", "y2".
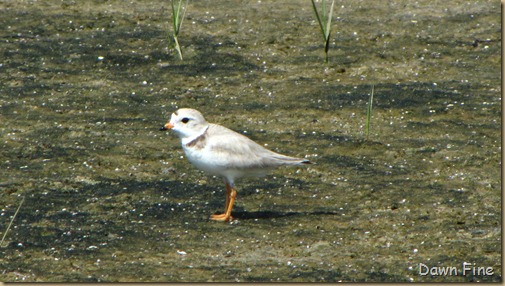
[{"x1": 210, "y1": 213, "x2": 233, "y2": 222}]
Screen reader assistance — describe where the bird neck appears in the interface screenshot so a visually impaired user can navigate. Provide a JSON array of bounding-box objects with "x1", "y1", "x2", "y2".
[{"x1": 183, "y1": 125, "x2": 209, "y2": 148}]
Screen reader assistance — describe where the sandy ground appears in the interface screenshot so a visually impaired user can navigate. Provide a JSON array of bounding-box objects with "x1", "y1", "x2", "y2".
[{"x1": 0, "y1": 0, "x2": 501, "y2": 282}]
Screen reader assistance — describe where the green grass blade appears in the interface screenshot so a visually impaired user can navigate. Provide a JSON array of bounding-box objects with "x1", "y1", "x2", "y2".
[
  {"x1": 365, "y1": 85, "x2": 374, "y2": 139},
  {"x1": 325, "y1": 0, "x2": 335, "y2": 40},
  {"x1": 174, "y1": 35, "x2": 183, "y2": 60},
  {"x1": 170, "y1": 0, "x2": 187, "y2": 60},
  {"x1": 321, "y1": 0, "x2": 326, "y2": 32},
  {"x1": 324, "y1": 0, "x2": 334, "y2": 62},
  {"x1": 1, "y1": 196, "x2": 25, "y2": 248},
  {"x1": 311, "y1": 0, "x2": 334, "y2": 63},
  {"x1": 171, "y1": 0, "x2": 178, "y2": 35},
  {"x1": 311, "y1": 0, "x2": 327, "y2": 42},
  {"x1": 175, "y1": 0, "x2": 187, "y2": 35}
]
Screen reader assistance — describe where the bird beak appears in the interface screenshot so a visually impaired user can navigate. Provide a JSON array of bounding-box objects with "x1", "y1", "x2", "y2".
[{"x1": 160, "y1": 122, "x2": 174, "y2": 131}]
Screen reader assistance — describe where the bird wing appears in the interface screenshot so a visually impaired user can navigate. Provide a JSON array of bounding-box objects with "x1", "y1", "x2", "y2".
[{"x1": 204, "y1": 124, "x2": 306, "y2": 170}]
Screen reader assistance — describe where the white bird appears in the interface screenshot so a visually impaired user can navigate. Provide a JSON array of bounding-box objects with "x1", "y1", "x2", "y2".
[{"x1": 160, "y1": 108, "x2": 311, "y2": 222}]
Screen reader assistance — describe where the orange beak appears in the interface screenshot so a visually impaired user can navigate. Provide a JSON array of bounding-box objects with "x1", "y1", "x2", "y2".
[{"x1": 160, "y1": 122, "x2": 174, "y2": 131}]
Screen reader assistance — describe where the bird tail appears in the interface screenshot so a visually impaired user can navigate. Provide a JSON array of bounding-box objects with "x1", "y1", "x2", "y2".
[{"x1": 272, "y1": 153, "x2": 312, "y2": 166}]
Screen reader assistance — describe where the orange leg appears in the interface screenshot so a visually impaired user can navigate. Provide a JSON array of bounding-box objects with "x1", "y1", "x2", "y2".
[
  {"x1": 224, "y1": 181, "x2": 231, "y2": 212},
  {"x1": 211, "y1": 182, "x2": 237, "y2": 222}
]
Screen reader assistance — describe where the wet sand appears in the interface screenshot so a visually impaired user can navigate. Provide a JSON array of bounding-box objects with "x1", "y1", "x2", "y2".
[{"x1": 0, "y1": 0, "x2": 501, "y2": 282}]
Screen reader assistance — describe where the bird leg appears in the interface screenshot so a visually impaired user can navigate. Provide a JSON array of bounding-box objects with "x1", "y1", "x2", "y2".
[
  {"x1": 210, "y1": 182, "x2": 236, "y2": 222},
  {"x1": 224, "y1": 180, "x2": 231, "y2": 212}
]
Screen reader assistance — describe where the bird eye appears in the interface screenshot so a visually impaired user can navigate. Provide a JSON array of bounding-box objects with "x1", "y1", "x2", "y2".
[{"x1": 181, "y1": 117, "x2": 190, "y2": 123}]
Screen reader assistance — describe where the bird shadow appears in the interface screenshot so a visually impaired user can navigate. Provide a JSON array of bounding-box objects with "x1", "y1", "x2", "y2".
[{"x1": 231, "y1": 210, "x2": 342, "y2": 220}]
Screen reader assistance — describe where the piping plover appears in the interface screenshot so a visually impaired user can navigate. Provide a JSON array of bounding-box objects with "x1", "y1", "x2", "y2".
[{"x1": 160, "y1": 108, "x2": 311, "y2": 222}]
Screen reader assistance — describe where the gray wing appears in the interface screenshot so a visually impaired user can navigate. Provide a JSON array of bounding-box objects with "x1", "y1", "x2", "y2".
[{"x1": 205, "y1": 124, "x2": 309, "y2": 170}]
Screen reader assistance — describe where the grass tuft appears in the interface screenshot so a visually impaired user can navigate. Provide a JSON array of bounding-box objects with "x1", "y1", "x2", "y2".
[
  {"x1": 310, "y1": 0, "x2": 335, "y2": 63},
  {"x1": 170, "y1": 0, "x2": 188, "y2": 60}
]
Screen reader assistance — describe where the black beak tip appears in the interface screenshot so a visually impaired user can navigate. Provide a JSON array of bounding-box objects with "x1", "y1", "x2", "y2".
[{"x1": 160, "y1": 126, "x2": 167, "y2": 131}]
